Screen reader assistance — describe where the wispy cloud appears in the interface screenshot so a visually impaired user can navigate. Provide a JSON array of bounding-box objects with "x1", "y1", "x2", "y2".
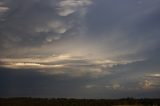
[
  {"x1": 147, "y1": 73, "x2": 160, "y2": 78},
  {"x1": 0, "y1": 54, "x2": 144, "y2": 77},
  {"x1": 56, "y1": 0, "x2": 92, "y2": 16}
]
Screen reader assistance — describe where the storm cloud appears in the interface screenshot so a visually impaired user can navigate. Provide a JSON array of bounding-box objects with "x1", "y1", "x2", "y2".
[{"x1": 0, "y1": 0, "x2": 160, "y2": 98}]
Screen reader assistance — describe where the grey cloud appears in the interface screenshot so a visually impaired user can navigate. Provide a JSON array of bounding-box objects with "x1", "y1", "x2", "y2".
[
  {"x1": 0, "y1": 0, "x2": 91, "y2": 57},
  {"x1": 0, "y1": 67, "x2": 93, "y2": 98},
  {"x1": 84, "y1": 0, "x2": 160, "y2": 62},
  {"x1": 1, "y1": 67, "x2": 159, "y2": 98},
  {"x1": 57, "y1": 0, "x2": 92, "y2": 16},
  {"x1": 0, "y1": 0, "x2": 160, "y2": 98}
]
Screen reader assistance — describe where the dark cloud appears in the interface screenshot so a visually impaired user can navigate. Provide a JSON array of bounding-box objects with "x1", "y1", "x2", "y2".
[
  {"x1": 1, "y1": 67, "x2": 160, "y2": 98},
  {"x1": 0, "y1": 0, "x2": 160, "y2": 98},
  {"x1": 0, "y1": 0, "x2": 91, "y2": 57},
  {"x1": 0, "y1": 67, "x2": 94, "y2": 98}
]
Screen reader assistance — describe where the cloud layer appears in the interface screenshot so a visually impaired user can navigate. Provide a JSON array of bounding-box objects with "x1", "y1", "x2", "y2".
[{"x1": 0, "y1": 54, "x2": 144, "y2": 77}]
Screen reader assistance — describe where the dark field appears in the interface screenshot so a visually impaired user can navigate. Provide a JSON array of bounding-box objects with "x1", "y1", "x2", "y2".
[{"x1": 0, "y1": 98, "x2": 160, "y2": 106}]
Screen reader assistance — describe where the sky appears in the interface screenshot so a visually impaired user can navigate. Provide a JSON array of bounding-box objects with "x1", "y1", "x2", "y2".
[{"x1": 0, "y1": 0, "x2": 160, "y2": 98}]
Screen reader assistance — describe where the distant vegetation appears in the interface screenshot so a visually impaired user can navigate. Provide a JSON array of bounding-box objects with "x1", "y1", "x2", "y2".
[{"x1": 0, "y1": 98, "x2": 160, "y2": 106}]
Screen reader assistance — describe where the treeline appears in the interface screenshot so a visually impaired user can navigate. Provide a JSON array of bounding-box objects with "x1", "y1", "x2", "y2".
[{"x1": 0, "y1": 98, "x2": 160, "y2": 106}]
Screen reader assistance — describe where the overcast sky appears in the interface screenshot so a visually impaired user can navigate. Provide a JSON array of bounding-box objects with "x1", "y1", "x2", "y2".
[{"x1": 0, "y1": 0, "x2": 160, "y2": 98}]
